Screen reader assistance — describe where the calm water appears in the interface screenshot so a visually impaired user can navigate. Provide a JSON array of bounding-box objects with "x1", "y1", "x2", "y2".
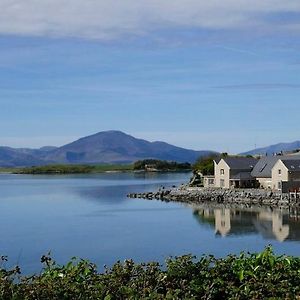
[{"x1": 1, "y1": 172, "x2": 300, "y2": 274}]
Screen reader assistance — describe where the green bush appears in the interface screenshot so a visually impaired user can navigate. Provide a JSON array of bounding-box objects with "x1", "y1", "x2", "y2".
[{"x1": 1, "y1": 247, "x2": 300, "y2": 299}]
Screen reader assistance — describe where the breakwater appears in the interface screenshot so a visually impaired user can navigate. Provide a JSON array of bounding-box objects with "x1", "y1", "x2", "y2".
[{"x1": 127, "y1": 187, "x2": 299, "y2": 209}]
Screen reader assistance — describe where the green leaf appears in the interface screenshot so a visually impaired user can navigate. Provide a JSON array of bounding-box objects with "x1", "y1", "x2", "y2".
[{"x1": 238, "y1": 270, "x2": 244, "y2": 281}]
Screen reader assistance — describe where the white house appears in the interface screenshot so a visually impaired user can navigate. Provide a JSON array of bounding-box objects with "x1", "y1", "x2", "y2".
[
  {"x1": 271, "y1": 159, "x2": 300, "y2": 191},
  {"x1": 214, "y1": 157, "x2": 258, "y2": 189}
]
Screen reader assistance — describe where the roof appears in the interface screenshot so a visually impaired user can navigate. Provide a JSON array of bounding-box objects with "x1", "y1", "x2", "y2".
[
  {"x1": 230, "y1": 172, "x2": 254, "y2": 180},
  {"x1": 222, "y1": 157, "x2": 258, "y2": 170},
  {"x1": 281, "y1": 159, "x2": 300, "y2": 172},
  {"x1": 251, "y1": 156, "x2": 279, "y2": 178},
  {"x1": 214, "y1": 158, "x2": 221, "y2": 164},
  {"x1": 251, "y1": 155, "x2": 300, "y2": 178}
]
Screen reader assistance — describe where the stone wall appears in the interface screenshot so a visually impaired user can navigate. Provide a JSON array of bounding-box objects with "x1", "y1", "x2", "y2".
[{"x1": 128, "y1": 186, "x2": 299, "y2": 209}]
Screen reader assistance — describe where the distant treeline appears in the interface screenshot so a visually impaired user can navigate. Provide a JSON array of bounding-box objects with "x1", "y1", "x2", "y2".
[
  {"x1": 133, "y1": 159, "x2": 191, "y2": 171},
  {"x1": 16, "y1": 164, "x2": 133, "y2": 174},
  {"x1": 7, "y1": 160, "x2": 191, "y2": 174}
]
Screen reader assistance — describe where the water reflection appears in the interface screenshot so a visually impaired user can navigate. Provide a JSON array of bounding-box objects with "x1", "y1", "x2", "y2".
[{"x1": 193, "y1": 206, "x2": 300, "y2": 242}]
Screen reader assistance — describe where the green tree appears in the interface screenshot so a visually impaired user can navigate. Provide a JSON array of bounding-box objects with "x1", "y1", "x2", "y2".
[{"x1": 192, "y1": 155, "x2": 218, "y2": 175}]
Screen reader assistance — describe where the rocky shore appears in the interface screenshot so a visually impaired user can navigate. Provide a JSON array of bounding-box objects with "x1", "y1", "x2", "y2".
[{"x1": 127, "y1": 186, "x2": 300, "y2": 209}]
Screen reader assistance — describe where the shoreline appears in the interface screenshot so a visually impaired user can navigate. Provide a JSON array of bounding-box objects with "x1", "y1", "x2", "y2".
[
  {"x1": 128, "y1": 186, "x2": 299, "y2": 209},
  {"x1": 0, "y1": 169, "x2": 191, "y2": 175}
]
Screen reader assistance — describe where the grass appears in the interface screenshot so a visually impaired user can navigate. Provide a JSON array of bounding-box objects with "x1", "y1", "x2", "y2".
[
  {"x1": 0, "y1": 161, "x2": 190, "y2": 174},
  {"x1": 0, "y1": 167, "x2": 22, "y2": 173},
  {"x1": 8, "y1": 164, "x2": 134, "y2": 174}
]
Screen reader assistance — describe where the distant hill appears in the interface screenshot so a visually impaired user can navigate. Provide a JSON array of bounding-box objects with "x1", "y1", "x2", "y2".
[
  {"x1": 0, "y1": 146, "x2": 60, "y2": 167},
  {"x1": 241, "y1": 141, "x2": 300, "y2": 156},
  {"x1": 0, "y1": 131, "x2": 216, "y2": 167}
]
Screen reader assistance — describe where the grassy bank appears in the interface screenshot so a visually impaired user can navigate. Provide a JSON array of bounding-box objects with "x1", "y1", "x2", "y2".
[
  {"x1": 0, "y1": 167, "x2": 22, "y2": 173},
  {"x1": 3, "y1": 164, "x2": 134, "y2": 174},
  {"x1": 1, "y1": 247, "x2": 300, "y2": 299},
  {"x1": 0, "y1": 161, "x2": 191, "y2": 174}
]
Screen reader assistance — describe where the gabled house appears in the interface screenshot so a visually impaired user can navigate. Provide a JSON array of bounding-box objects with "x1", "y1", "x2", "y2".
[
  {"x1": 251, "y1": 155, "x2": 300, "y2": 190},
  {"x1": 251, "y1": 156, "x2": 279, "y2": 189},
  {"x1": 214, "y1": 157, "x2": 258, "y2": 189},
  {"x1": 272, "y1": 159, "x2": 300, "y2": 191}
]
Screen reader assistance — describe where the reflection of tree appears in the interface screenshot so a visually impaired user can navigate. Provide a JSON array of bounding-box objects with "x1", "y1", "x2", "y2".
[{"x1": 193, "y1": 206, "x2": 300, "y2": 242}]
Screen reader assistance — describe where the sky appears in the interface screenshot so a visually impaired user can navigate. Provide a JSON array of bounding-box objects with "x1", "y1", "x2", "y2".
[{"x1": 0, "y1": 1, "x2": 300, "y2": 153}]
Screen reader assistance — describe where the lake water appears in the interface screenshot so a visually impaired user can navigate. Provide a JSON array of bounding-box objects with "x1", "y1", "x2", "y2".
[{"x1": 1, "y1": 172, "x2": 300, "y2": 274}]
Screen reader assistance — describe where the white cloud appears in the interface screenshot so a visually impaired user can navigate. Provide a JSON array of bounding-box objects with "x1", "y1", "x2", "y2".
[{"x1": 0, "y1": 0, "x2": 300, "y2": 40}]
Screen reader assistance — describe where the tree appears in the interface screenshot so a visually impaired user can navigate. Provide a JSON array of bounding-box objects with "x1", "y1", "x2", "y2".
[{"x1": 192, "y1": 155, "x2": 218, "y2": 175}]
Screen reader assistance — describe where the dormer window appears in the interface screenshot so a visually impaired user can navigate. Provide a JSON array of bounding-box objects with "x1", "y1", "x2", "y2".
[{"x1": 220, "y1": 169, "x2": 225, "y2": 175}]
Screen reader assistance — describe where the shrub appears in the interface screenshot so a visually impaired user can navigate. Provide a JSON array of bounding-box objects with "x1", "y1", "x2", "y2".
[{"x1": 1, "y1": 247, "x2": 300, "y2": 299}]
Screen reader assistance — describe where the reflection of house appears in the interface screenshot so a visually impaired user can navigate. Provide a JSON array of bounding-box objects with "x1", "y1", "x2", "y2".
[
  {"x1": 194, "y1": 209, "x2": 257, "y2": 236},
  {"x1": 194, "y1": 207, "x2": 293, "y2": 242},
  {"x1": 214, "y1": 209, "x2": 231, "y2": 236},
  {"x1": 254, "y1": 211, "x2": 289, "y2": 242},
  {"x1": 214, "y1": 157, "x2": 258, "y2": 189}
]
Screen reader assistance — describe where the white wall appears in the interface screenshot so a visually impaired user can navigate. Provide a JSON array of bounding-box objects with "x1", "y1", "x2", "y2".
[
  {"x1": 214, "y1": 159, "x2": 230, "y2": 188},
  {"x1": 257, "y1": 177, "x2": 272, "y2": 189},
  {"x1": 271, "y1": 160, "x2": 289, "y2": 190}
]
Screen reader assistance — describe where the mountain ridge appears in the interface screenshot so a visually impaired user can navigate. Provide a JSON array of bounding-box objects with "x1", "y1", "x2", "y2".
[
  {"x1": 0, "y1": 130, "x2": 215, "y2": 167},
  {"x1": 241, "y1": 140, "x2": 300, "y2": 156}
]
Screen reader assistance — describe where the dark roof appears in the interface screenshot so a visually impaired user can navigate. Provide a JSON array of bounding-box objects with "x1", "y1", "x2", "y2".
[
  {"x1": 251, "y1": 156, "x2": 279, "y2": 178},
  {"x1": 251, "y1": 155, "x2": 300, "y2": 178},
  {"x1": 281, "y1": 159, "x2": 300, "y2": 171},
  {"x1": 230, "y1": 172, "x2": 254, "y2": 180},
  {"x1": 214, "y1": 158, "x2": 221, "y2": 164},
  {"x1": 223, "y1": 157, "x2": 258, "y2": 170}
]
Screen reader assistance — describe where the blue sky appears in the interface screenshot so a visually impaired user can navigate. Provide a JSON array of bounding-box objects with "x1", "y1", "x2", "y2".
[{"x1": 0, "y1": 1, "x2": 300, "y2": 153}]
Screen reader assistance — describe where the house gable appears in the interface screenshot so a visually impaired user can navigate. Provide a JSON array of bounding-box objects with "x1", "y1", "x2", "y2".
[{"x1": 271, "y1": 160, "x2": 289, "y2": 190}]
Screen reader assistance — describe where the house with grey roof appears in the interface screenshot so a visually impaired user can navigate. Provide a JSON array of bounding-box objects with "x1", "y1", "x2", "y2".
[
  {"x1": 251, "y1": 156, "x2": 279, "y2": 189},
  {"x1": 251, "y1": 155, "x2": 300, "y2": 190},
  {"x1": 272, "y1": 159, "x2": 300, "y2": 191},
  {"x1": 214, "y1": 157, "x2": 258, "y2": 189}
]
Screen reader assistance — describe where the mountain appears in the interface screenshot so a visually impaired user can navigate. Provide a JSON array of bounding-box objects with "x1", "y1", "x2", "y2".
[
  {"x1": 242, "y1": 141, "x2": 300, "y2": 156},
  {"x1": 0, "y1": 147, "x2": 47, "y2": 167},
  {"x1": 0, "y1": 131, "x2": 216, "y2": 167}
]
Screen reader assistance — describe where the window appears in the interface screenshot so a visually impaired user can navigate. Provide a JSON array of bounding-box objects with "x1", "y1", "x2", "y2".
[
  {"x1": 220, "y1": 169, "x2": 225, "y2": 175},
  {"x1": 278, "y1": 169, "x2": 281, "y2": 175},
  {"x1": 278, "y1": 181, "x2": 282, "y2": 189},
  {"x1": 220, "y1": 179, "x2": 225, "y2": 187},
  {"x1": 208, "y1": 179, "x2": 214, "y2": 185},
  {"x1": 260, "y1": 164, "x2": 267, "y2": 172}
]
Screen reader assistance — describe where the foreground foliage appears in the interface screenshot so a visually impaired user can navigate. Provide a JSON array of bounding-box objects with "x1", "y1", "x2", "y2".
[{"x1": 1, "y1": 247, "x2": 300, "y2": 299}]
